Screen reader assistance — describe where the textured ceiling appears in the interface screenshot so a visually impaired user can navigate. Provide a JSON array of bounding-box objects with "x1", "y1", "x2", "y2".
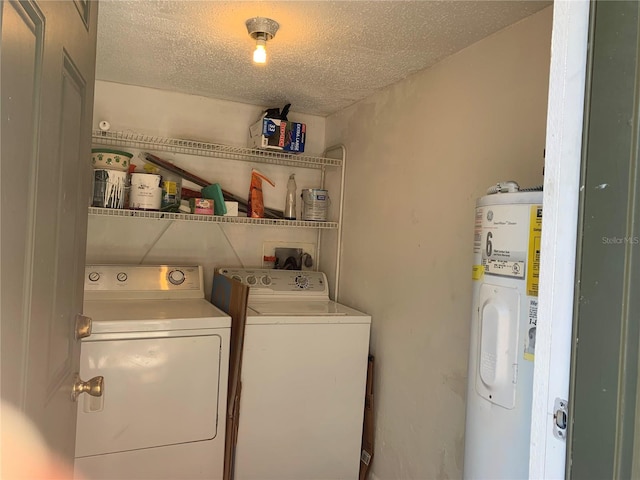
[{"x1": 96, "y1": 1, "x2": 551, "y2": 116}]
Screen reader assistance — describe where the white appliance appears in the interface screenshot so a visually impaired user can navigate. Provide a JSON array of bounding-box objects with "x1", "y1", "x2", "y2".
[
  {"x1": 74, "y1": 265, "x2": 231, "y2": 480},
  {"x1": 217, "y1": 268, "x2": 371, "y2": 480},
  {"x1": 463, "y1": 188, "x2": 543, "y2": 479}
]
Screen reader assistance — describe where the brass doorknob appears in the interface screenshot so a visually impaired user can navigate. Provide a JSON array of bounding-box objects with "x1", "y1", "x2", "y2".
[{"x1": 72, "y1": 374, "x2": 104, "y2": 401}]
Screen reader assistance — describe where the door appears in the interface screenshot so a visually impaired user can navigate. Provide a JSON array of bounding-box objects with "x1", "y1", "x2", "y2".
[
  {"x1": 75, "y1": 333, "x2": 223, "y2": 458},
  {"x1": 567, "y1": 1, "x2": 640, "y2": 478},
  {"x1": 1, "y1": 0, "x2": 98, "y2": 467},
  {"x1": 529, "y1": 1, "x2": 589, "y2": 478}
]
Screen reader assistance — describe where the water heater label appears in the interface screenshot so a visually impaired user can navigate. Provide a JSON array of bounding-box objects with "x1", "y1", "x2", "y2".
[
  {"x1": 526, "y1": 205, "x2": 543, "y2": 296},
  {"x1": 473, "y1": 208, "x2": 484, "y2": 254},
  {"x1": 524, "y1": 298, "x2": 538, "y2": 361},
  {"x1": 478, "y1": 203, "x2": 530, "y2": 279},
  {"x1": 484, "y1": 259, "x2": 526, "y2": 278}
]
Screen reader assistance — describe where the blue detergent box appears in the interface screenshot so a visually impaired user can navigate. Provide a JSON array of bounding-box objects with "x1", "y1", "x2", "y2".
[{"x1": 249, "y1": 117, "x2": 306, "y2": 153}]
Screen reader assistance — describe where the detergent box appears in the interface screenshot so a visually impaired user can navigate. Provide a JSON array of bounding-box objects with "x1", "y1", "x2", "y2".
[{"x1": 249, "y1": 117, "x2": 306, "y2": 153}]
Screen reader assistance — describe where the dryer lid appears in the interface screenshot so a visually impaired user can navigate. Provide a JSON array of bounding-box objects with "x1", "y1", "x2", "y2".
[{"x1": 83, "y1": 298, "x2": 230, "y2": 334}]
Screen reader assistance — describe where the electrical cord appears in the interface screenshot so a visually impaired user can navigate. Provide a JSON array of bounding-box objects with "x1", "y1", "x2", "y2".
[{"x1": 282, "y1": 256, "x2": 299, "y2": 270}]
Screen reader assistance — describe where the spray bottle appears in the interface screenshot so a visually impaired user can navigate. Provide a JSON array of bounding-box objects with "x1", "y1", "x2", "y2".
[
  {"x1": 284, "y1": 173, "x2": 297, "y2": 220},
  {"x1": 247, "y1": 169, "x2": 275, "y2": 218}
]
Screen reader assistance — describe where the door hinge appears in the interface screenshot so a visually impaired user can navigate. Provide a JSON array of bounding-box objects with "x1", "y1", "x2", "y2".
[
  {"x1": 75, "y1": 314, "x2": 92, "y2": 339},
  {"x1": 553, "y1": 397, "x2": 568, "y2": 441}
]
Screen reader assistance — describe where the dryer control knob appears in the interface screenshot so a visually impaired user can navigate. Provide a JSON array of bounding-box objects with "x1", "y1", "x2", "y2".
[{"x1": 168, "y1": 269, "x2": 185, "y2": 285}]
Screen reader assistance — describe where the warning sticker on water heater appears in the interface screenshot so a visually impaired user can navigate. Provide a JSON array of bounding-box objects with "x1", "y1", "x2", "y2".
[
  {"x1": 526, "y1": 205, "x2": 543, "y2": 296},
  {"x1": 473, "y1": 208, "x2": 484, "y2": 255},
  {"x1": 524, "y1": 298, "x2": 538, "y2": 362},
  {"x1": 471, "y1": 265, "x2": 485, "y2": 280}
]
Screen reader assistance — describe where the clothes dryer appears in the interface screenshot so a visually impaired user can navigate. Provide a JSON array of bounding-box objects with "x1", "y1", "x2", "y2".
[{"x1": 74, "y1": 265, "x2": 230, "y2": 480}]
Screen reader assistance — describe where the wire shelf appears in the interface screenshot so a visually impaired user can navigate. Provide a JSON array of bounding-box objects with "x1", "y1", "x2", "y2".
[
  {"x1": 88, "y1": 207, "x2": 339, "y2": 229},
  {"x1": 92, "y1": 130, "x2": 341, "y2": 169}
]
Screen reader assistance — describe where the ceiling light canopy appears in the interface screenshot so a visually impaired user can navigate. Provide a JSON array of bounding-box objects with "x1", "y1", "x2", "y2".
[{"x1": 245, "y1": 17, "x2": 279, "y2": 65}]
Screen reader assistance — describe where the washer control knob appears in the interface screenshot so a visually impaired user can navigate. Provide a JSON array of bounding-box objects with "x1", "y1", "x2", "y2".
[
  {"x1": 261, "y1": 275, "x2": 272, "y2": 286},
  {"x1": 232, "y1": 275, "x2": 243, "y2": 283},
  {"x1": 168, "y1": 269, "x2": 185, "y2": 285},
  {"x1": 246, "y1": 275, "x2": 257, "y2": 286},
  {"x1": 88, "y1": 272, "x2": 100, "y2": 282},
  {"x1": 295, "y1": 275, "x2": 309, "y2": 289},
  {"x1": 116, "y1": 272, "x2": 128, "y2": 282}
]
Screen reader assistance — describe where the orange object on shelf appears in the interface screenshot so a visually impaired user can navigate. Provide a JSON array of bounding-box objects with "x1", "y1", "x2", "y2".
[{"x1": 247, "y1": 169, "x2": 275, "y2": 218}]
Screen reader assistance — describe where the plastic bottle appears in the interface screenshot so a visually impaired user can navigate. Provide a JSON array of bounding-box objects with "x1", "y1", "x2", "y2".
[
  {"x1": 247, "y1": 169, "x2": 275, "y2": 218},
  {"x1": 284, "y1": 173, "x2": 297, "y2": 220}
]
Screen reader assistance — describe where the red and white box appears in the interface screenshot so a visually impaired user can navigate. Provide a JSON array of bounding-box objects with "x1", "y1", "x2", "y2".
[{"x1": 189, "y1": 198, "x2": 214, "y2": 215}]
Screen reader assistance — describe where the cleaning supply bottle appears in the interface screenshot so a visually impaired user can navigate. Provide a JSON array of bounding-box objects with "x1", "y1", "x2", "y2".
[
  {"x1": 284, "y1": 173, "x2": 297, "y2": 220},
  {"x1": 247, "y1": 169, "x2": 275, "y2": 218}
]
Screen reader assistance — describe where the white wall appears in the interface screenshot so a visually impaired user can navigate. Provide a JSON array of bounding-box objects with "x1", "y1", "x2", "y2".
[
  {"x1": 326, "y1": 7, "x2": 552, "y2": 479},
  {"x1": 88, "y1": 81, "x2": 327, "y2": 297}
]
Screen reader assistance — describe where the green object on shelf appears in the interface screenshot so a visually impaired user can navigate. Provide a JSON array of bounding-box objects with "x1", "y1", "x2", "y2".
[{"x1": 202, "y1": 183, "x2": 227, "y2": 215}]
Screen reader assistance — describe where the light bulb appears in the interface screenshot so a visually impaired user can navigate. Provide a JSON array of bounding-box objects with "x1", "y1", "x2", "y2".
[{"x1": 253, "y1": 39, "x2": 267, "y2": 64}]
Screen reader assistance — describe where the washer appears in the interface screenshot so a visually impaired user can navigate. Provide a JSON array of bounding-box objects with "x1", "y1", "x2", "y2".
[
  {"x1": 217, "y1": 268, "x2": 371, "y2": 480},
  {"x1": 74, "y1": 265, "x2": 230, "y2": 480}
]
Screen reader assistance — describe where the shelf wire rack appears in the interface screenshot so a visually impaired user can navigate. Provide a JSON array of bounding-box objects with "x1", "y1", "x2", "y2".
[
  {"x1": 88, "y1": 207, "x2": 339, "y2": 229},
  {"x1": 92, "y1": 130, "x2": 342, "y2": 169}
]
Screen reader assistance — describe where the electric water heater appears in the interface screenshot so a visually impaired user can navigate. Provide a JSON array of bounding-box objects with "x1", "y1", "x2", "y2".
[{"x1": 463, "y1": 184, "x2": 543, "y2": 479}]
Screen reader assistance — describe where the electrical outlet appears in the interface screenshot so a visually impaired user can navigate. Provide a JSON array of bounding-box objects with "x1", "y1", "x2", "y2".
[{"x1": 262, "y1": 241, "x2": 316, "y2": 269}]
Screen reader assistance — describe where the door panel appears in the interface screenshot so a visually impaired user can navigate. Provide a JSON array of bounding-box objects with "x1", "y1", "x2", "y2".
[
  {"x1": 1, "y1": 0, "x2": 98, "y2": 466},
  {"x1": 0, "y1": 0, "x2": 44, "y2": 412},
  {"x1": 47, "y1": 54, "x2": 86, "y2": 391},
  {"x1": 568, "y1": 1, "x2": 640, "y2": 478}
]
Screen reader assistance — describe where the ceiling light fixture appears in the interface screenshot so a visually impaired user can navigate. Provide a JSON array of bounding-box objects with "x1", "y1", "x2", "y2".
[{"x1": 245, "y1": 17, "x2": 279, "y2": 65}]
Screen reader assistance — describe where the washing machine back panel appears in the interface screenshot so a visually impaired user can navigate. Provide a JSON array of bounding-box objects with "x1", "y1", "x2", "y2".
[
  {"x1": 217, "y1": 268, "x2": 329, "y2": 298},
  {"x1": 75, "y1": 333, "x2": 223, "y2": 458}
]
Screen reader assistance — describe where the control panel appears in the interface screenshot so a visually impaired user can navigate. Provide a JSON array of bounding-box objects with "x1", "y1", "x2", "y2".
[
  {"x1": 217, "y1": 268, "x2": 329, "y2": 296},
  {"x1": 84, "y1": 265, "x2": 202, "y2": 298}
]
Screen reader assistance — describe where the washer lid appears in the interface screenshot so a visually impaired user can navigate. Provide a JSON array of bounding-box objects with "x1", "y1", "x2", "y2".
[
  {"x1": 246, "y1": 300, "x2": 371, "y2": 324},
  {"x1": 83, "y1": 298, "x2": 230, "y2": 334}
]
